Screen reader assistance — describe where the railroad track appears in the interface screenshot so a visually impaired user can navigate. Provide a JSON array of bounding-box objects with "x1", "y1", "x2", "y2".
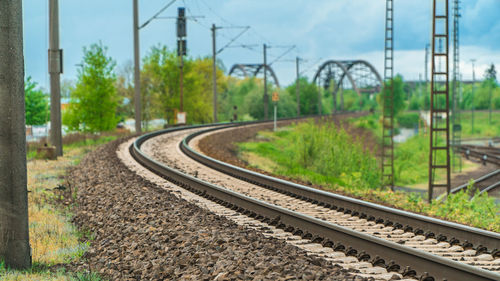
[
  {"x1": 451, "y1": 169, "x2": 500, "y2": 196},
  {"x1": 130, "y1": 120, "x2": 500, "y2": 281},
  {"x1": 459, "y1": 145, "x2": 500, "y2": 166}
]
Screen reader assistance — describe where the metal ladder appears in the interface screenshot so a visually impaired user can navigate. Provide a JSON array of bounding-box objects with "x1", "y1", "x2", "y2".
[
  {"x1": 451, "y1": 0, "x2": 462, "y2": 172},
  {"x1": 381, "y1": 0, "x2": 394, "y2": 190},
  {"x1": 428, "y1": 0, "x2": 451, "y2": 201}
]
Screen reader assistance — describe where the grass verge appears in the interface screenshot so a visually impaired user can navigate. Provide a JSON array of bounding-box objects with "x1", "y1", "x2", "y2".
[
  {"x1": 0, "y1": 135, "x2": 121, "y2": 280},
  {"x1": 237, "y1": 121, "x2": 500, "y2": 232}
]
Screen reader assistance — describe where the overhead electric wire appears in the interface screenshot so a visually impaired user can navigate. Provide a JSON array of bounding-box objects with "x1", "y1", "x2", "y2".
[
  {"x1": 268, "y1": 45, "x2": 296, "y2": 66},
  {"x1": 217, "y1": 27, "x2": 250, "y2": 54},
  {"x1": 139, "y1": 0, "x2": 177, "y2": 29}
]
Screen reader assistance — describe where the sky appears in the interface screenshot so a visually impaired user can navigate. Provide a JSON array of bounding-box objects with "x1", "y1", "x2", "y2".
[{"x1": 23, "y1": 0, "x2": 500, "y2": 91}]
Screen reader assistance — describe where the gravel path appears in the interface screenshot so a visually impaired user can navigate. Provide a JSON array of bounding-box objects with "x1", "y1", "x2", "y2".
[{"x1": 67, "y1": 138, "x2": 358, "y2": 280}]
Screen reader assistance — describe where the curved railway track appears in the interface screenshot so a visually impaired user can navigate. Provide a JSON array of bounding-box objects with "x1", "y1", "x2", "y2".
[
  {"x1": 129, "y1": 120, "x2": 500, "y2": 281},
  {"x1": 455, "y1": 144, "x2": 500, "y2": 196},
  {"x1": 459, "y1": 145, "x2": 500, "y2": 166}
]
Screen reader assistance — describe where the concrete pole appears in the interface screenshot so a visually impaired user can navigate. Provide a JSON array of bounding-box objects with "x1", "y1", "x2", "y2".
[
  {"x1": 0, "y1": 0, "x2": 32, "y2": 269},
  {"x1": 211, "y1": 24, "x2": 218, "y2": 123},
  {"x1": 263, "y1": 44, "x2": 268, "y2": 120},
  {"x1": 296, "y1": 57, "x2": 300, "y2": 117},
  {"x1": 133, "y1": 0, "x2": 142, "y2": 133},
  {"x1": 49, "y1": 0, "x2": 63, "y2": 156}
]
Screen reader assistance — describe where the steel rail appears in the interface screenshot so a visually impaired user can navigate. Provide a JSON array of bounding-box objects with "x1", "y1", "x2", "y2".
[
  {"x1": 481, "y1": 181, "x2": 500, "y2": 195},
  {"x1": 450, "y1": 169, "x2": 500, "y2": 194},
  {"x1": 181, "y1": 126, "x2": 500, "y2": 254},
  {"x1": 459, "y1": 146, "x2": 500, "y2": 166},
  {"x1": 132, "y1": 124, "x2": 500, "y2": 281}
]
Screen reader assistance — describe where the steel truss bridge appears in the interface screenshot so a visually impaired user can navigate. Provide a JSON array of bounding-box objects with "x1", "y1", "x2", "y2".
[
  {"x1": 228, "y1": 60, "x2": 382, "y2": 111},
  {"x1": 312, "y1": 60, "x2": 383, "y2": 98},
  {"x1": 228, "y1": 63, "x2": 281, "y2": 88}
]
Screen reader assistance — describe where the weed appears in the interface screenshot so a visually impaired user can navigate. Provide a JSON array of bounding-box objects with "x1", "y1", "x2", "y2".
[{"x1": 238, "y1": 120, "x2": 500, "y2": 231}]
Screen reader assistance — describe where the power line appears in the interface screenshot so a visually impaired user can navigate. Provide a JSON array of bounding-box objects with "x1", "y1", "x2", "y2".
[
  {"x1": 139, "y1": 0, "x2": 177, "y2": 29},
  {"x1": 268, "y1": 45, "x2": 296, "y2": 66},
  {"x1": 217, "y1": 26, "x2": 250, "y2": 54}
]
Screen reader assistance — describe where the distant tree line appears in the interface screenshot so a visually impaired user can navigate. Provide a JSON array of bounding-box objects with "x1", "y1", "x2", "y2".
[{"x1": 24, "y1": 41, "x2": 498, "y2": 134}]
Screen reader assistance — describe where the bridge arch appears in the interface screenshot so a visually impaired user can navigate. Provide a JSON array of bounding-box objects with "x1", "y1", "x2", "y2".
[
  {"x1": 312, "y1": 59, "x2": 383, "y2": 112},
  {"x1": 228, "y1": 63, "x2": 280, "y2": 88}
]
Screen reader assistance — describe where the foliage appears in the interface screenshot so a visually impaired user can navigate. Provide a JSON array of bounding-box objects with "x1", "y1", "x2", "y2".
[
  {"x1": 115, "y1": 60, "x2": 134, "y2": 123},
  {"x1": 237, "y1": 121, "x2": 500, "y2": 231},
  {"x1": 2, "y1": 137, "x2": 112, "y2": 280},
  {"x1": 140, "y1": 45, "x2": 225, "y2": 124},
  {"x1": 25, "y1": 77, "x2": 49, "y2": 126},
  {"x1": 377, "y1": 74, "x2": 406, "y2": 117},
  {"x1": 458, "y1": 111, "x2": 500, "y2": 137},
  {"x1": 286, "y1": 77, "x2": 320, "y2": 116},
  {"x1": 396, "y1": 112, "x2": 420, "y2": 128},
  {"x1": 63, "y1": 43, "x2": 119, "y2": 133},
  {"x1": 238, "y1": 120, "x2": 381, "y2": 191},
  {"x1": 484, "y1": 63, "x2": 497, "y2": 83}
]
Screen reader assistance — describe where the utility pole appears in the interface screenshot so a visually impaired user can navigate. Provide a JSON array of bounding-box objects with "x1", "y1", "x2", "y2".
[
  {"x1": 210, "y1": 25, "x2": 249, "y2": 123},
  {"x1": 263, "y1": 44, "x2": 269, "y2": 120},
  {"x1": 471, "y1": 59, "x2": 476, "y2": 134},
  {"x1": 451, "y1": 0, "x2": 461, "y2": 172},
  {"x1": 133, "y1": 0, "x2": 142, "y2": 133},
  {"x1": 489, "y1": 85, "x2": 493, "y2": 125},
  {"x1": 49, "y1": 0, "x2": 63, "y2": 156},
  {"x1": 425, "y1": 43, "x2": 430, "y2": 101},
  {"x1": 177, "y1": 7, "x2": 186, "y2": 114},
  {"x1": 211, "y1": 24, "x2": 218, "y2": 122},
  {"x1": 0, "y1": 0, "x2": 31, "y2": 269},
  {"x1": 296, "y1": 56, "x2": 300, "y2": 117}
]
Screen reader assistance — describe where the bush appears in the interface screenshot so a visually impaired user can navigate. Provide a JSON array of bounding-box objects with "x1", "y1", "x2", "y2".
[{"x1": 397, "y1": 112, "x2": 420, "y2": 128}]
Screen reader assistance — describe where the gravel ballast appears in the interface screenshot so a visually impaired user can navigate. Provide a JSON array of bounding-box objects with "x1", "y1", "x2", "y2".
[{"x1": 67, "y1": 139, "x2": 358, "y2": 280}]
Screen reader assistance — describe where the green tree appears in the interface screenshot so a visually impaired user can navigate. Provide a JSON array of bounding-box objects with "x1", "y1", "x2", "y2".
[
  {"x1": 286, "y1": 77, "x2": 320, "y2": 115},
  {"x1": 63, "y1": 43, "x2": 119, "y2": 133},
  {"x1": 377, "y1": 74, "x2": 406, "y2": 117},
  {"x1": 25, "y1": 76, "x2": 49, "y2": 126},
  {"x1": 484, "y1": 63, "x2": 497, "y2": 83},
  {"x1": 141, "y1": 45, "x2": 225, "y2": 124}
]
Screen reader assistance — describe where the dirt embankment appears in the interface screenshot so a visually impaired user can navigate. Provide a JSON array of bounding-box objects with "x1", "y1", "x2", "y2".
[{"x1": 198, "y1": 113, "x2": 378, "y2": 177}]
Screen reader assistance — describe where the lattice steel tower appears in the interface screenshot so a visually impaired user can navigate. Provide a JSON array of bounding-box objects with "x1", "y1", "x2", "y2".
[
  {"x1": 381, "y1": 0, "x2": 394, "y2": 190},
  {"x1": 451, "y1": 0, "x2": 462, "y2": 172},
  {"x1": 428, "y1": 0, "x2": 451, "y2": 201}
]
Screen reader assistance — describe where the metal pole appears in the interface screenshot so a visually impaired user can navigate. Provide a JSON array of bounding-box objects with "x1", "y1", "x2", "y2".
[
  {"x1": 263, "y1": 44, "x2": 268, "y2": 120},
  {"x1": 0, "y1": 0, "x2": 32, "y2": 269},
  {"x1": 49, "y1": 0, "x2": 63, "y2": 156},
  {"x1": 211, "y1": 24, "x2": 217, "y2": 122},
  {"x1": 425, "y1": 44, "x2": 429, "y2": 102},
  {"x1": 133, "y1": 0, "x2": 142, "y2": 133},
  {"x1": 180, "y1": 52, "x2": 184, "y2": 112},
  {"x1": 296, "y1": 56, "x2": 300, "y2": 117},
  {"x1": 274, "y1": 103, "x2": 277, "y2": 131},
  {"x1": 489, "y1": 86, "x2": 492, "y2": 125},
  {"x1": 471, "y1": 59, "x2": 476, "y2": 134}
]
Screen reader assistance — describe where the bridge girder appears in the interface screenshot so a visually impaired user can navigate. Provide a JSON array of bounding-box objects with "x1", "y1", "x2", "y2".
[
  {"x1": 228, "y1": 63, "x2": 281, "y2": 88},
  {"x1": 313, "y1": 60, "x2": 383, "y2": 97}
]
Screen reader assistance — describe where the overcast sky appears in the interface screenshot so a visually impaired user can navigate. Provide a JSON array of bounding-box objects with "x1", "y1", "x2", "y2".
[{"x1": 23, "y1": 0, "x2": 500, "y2": 91}]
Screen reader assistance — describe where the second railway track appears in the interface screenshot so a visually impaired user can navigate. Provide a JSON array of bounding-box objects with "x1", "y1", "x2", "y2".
[{"x1": 129, "y1": 120, "x2": 500, "y2": 281}]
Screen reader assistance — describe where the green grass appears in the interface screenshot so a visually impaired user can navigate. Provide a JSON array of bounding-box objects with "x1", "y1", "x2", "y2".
[
  {"x1": 239, "y1": 121, "x2": 381, "y2": 193},
  {"x1": 237, "y1": 120, "x2": 500, "y2": 231},
  {"x1": 1, "y1": 135, "x2": 117, "y2": 280},
  {"x1": 458, "y1": 111, "x2": 500, "y2": 138}
]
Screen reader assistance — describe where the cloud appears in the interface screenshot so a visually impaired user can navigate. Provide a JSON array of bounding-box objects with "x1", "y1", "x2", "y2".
[{"x1": 23, "y1": 0, "x2": 500, "y2": 90}]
